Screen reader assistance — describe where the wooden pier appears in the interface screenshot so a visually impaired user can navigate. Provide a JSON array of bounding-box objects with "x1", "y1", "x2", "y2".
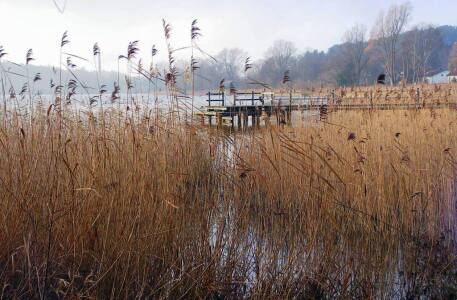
[
  {"x1": 197, "y1": 91, "x2": 457, "y2": 128},
  {"x1": 198, "y1": 91, "x2": 328, "y2": 127}
]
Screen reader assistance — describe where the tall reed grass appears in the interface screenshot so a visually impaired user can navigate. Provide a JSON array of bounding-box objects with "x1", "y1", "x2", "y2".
[
  {"x1": 0, "y1": 25, "x2": 455, "y2": 298},
  {"x1": 0, "y1": 106, "x2": 455, "y2": 298}
]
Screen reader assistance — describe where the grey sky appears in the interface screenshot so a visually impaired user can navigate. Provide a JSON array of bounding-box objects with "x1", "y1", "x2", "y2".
[{"x1": 1, "y1": 0, "x2": 456, "y2": 70}]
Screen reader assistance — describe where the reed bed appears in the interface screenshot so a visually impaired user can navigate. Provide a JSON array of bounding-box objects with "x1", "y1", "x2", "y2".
[
  {"x1": 0, "y1": 108, "x2": 220, "y2": 298},
  {"x1": 233, "y1": 108, "x2": 457, "y2": 298},
  {"x1": 0, "y1": 26, "x2": 456, "y2": 298},
  {"x1": 0, "y1": 106, "x2": 455, "y2": 299},
  {"x1": 295, "y1": 83, "x2": 457, "y2": 105}
]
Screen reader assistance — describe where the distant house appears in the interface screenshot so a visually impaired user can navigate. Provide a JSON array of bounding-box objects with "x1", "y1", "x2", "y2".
[
  {"x1": 449, "y1": 69, "x2": 457, "y2": 83},
  {"x1": 425, "y1": 71, "x2": 449, "y2": 84}
]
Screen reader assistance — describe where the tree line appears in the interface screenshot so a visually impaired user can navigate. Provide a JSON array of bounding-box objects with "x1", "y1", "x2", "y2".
[
  {"x1": 3, "y1": 2, "x2": 457, "y2": 96},
  {"x1": 189, "y1": 2, "x2": 456, "y2": 90}
]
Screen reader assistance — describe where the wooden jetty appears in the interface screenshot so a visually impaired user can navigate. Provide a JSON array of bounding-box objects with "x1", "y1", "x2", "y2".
[
  {"x1": 197, "y1": 91, "x2": 457, "y2": 128},
  {"x1": 197, "y1": 91, "x2": 328, "y2": 127}
]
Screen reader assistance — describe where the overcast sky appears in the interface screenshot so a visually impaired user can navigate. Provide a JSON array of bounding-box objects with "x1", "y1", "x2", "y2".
[{"x1": 1, "y1": 0, "x2": 456, "y2": 70}]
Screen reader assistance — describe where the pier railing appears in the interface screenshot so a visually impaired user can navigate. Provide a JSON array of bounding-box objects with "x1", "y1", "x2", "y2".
[
  {"x1": 206, "y1": 92, "x2": 328, "y2": 107},
  {"x1": 273, "y1": 95, "x2": 328, "y2": 106},
  {"x1": 234, "y1": 92, "x2": 264, "y2": 106},
  {"x1": 207, "y1": 92, "x2": 225, "y2": 107}
]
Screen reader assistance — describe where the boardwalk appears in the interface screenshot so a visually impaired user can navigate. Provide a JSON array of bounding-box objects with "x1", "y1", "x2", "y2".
[{"x1": 197, "y1": 91, "x2": 457, "y2": 127}]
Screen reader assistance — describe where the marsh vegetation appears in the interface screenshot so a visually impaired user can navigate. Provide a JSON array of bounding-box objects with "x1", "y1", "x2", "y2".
[
  {"x1": 0, "y1": 14, "x2": 456, "y2": 299},
  {"x1": 0, "y1": 101, "x2": 455, "y2": 298}
]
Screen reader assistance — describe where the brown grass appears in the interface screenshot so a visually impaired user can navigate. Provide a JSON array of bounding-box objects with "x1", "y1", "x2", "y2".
[
  {"x1": 232, "y1": 108, "x2": 457, "y2": 298},
  {"x1": 294, "y1": 83, "x2": 457, "y2": 105},
  {"x1": 0, "y1": 106, "x2": 455, "y2": 298},
  {"x1": 0, "y1": 28, "x2": 456, "y2": 298}
]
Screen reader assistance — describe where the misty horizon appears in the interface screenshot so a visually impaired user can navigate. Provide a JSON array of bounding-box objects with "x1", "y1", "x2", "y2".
[{"x1": 1, "y1": 0, "x2": 457, "y2": 71}]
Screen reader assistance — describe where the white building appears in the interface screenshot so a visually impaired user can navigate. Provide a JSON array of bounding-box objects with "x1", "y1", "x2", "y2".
[
  {"x1": 425, "y1": 71, "x2": 450, "y2": 84},
  {"x1": 448, "y1": 69, "x2": 457, "y2": 83}
]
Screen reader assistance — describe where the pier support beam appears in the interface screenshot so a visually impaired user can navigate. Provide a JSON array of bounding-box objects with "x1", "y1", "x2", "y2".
[
  {"x1": 242, "y1": 113, "x2": 248, "y2": 129},
  {"x1": 256, "y1": 108, "x2": 261, "y2": 127},
  {"x1": 217, "y1": 113, "x2": 222, "y2": 127}
]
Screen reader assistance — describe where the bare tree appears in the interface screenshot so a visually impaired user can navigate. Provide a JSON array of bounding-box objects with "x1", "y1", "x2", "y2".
[
  {"x1": 371, "y1": 2, "x2": 412, "y2": 84},
  {"x1": 216, "y1": 48, "x2": 247, "y2": 81},
  {"x1": 401, "y1": 25, "x2": 442, "y2": 82},
  {"x1": 449, "y1": 43, "x2": 457, "y2": 74},
  {"x1": 260, "y1": 40, "x2": 297, "y2": 86},
  {"x1": 342, "y1": 24, "x2": 369, "y2": 85},
  {"x1": 295, "y1": 50, "x2": 326, "y2": 86},
  {"x1": 268, "y1": 40, "x2": 296, "y2": 72}
]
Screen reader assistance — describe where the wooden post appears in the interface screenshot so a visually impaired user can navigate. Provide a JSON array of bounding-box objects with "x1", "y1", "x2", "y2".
[
  {"x1": 265, "y1": 111, "x2": 271, "y2": 127},
  {"x1": 217, "y1": 113, "x2": 222, "y2": 127},
  {"x1": 255, "y1": 108, "x2": 261, "y2": 128},
  {"x1": 208, "y1": 92, "x2": 211, "y2": 107},
  {"x1": 237, "y1": 112, "x2": 242, "y2": 128},
  {"x1": 252, "y1": 91, "x2": 255, "y2": 106},
  {"x1": 280, "y1": 110, "x2": 285, "y2": 126}
]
